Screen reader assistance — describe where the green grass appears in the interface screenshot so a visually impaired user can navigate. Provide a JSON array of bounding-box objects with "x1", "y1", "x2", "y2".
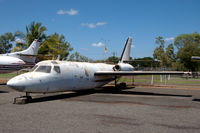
[
  {"x1": 0, "y1": 73, "x2": 18, "y2": 79},
  {"x1": 119, "y1": 75, "x2": 200, "y2": 86}
]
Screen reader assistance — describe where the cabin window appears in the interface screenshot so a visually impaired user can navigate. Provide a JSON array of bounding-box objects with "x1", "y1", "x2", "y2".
[
  {"x1": 53, "y1": 66, "x2": 61, "y2": 73},
  {"x1": 35, "y1": 65, "x2": 51, "y2": 73}
]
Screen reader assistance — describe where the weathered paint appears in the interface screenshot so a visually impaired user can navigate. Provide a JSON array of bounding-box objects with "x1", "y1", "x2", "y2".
[{"x1": 7, "y1": 60, "x2": 116, "y2": 93}]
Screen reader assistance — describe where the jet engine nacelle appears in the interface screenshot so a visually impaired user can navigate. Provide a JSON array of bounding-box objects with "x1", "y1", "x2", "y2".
[{"x1": 113, "y1": 63, "x2": 134, "y2": 71}]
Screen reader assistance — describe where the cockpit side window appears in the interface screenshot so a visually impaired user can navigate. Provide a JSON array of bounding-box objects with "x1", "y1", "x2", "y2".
[
  {"x1": 35, "y1": 65, "x2": 51, "y2": 73},
  {"x1": 53, "y1": 66, "x2": 61, "y2": 73}
]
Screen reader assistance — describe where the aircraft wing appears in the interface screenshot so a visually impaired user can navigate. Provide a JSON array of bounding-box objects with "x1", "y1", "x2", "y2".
[{"x1": 94, "y1": 71, "x2": 190, "y2": 76}]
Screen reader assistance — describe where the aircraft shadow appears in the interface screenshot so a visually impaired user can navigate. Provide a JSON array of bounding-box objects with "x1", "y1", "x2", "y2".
[
  {"x1": 29, "y1": 86, "x2": 192, "y2": 103},
  {"x1": 0, "y1": 91, "x2": 9, "y2": 93},
  {"x1": 192, "y1": 99, "x2": 200, "y2": 102},
  {"x1": 97, "y1": 86, "x2": 192, "y2": 98},
  {"x1": 30, "y1": 90, "x2": 95, "y2": 103}
]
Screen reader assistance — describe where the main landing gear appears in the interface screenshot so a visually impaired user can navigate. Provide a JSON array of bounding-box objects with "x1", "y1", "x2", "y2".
[
  {"x1": 13, "y1": 92, "x2": 32, "y2": 104},
  {"x1": 114, "y1": 76, "x2": 127, "y2": 89}
]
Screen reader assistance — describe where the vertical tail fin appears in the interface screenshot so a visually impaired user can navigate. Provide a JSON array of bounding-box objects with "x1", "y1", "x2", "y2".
[
  {"x1": 19, "y1": 39, "x2": 41, "y2": 55},
  {"x1": 9, "y1": 39, "x2": 41, "y2": 63},
  {"x1": 119, "y1": 37, "x2": 132, "y2": 63}
]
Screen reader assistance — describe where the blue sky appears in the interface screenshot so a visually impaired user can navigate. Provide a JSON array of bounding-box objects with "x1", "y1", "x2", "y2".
[{"x1": 0, "y1": 0, "x2": 200, "y2": 60}]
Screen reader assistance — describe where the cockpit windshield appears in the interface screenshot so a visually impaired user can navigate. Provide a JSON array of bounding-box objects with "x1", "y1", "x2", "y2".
[
  {"x1": 31, "y1": 65, "x2": 38, "y2": 72},
  {"x1": 35, "y1": 65, "x2": 51, "y2": 73}
]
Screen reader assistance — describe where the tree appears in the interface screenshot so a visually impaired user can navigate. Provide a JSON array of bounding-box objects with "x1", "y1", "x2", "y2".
[
  {"x1": 69, "y1": 52, "x2": 89, "y2": 62},
  {"x1": 106, "y1": 56, "x2": 119, "y2": 64},
  {"x1": 26, "y1": 21, "x2": 47, "y2": 45},
  {"x1": 153, "y1": 36, "x2": 175, "y2": 67},
  {"x1": 12, "y1": 22, "x2": 73, "y2": 61},
  {"x1": 39, "y1": 33, "x2": 73, "y2": 60},
  {"x1": 153, "y1": 36, "x2": 167, "y2": 67},
  {"x1": 174, "y1": 32, "x2": 200, "y2": 71},
  {"x1": 0, "y1": 32, "x2": 15, "y2": 53},
  {"x1": 155, "y1": 36, "x2": 165, "y2": 48},
  {"x1": 166, "y1": 44, "x2": 176, "y2": 61},
  {"x1": 130, "y1": 57, "x2": 158, "y2": 70},
  {"x1": 14, "y1": 21, "x2": 47, "y2": 51}
]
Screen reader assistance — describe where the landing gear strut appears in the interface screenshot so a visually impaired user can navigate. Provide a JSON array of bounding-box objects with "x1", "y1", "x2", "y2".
[
  {"x1": 114, "y1": 76, "x2": 127, "y2": 89},
  {"x1": 114, "y1": 76, "x2": 117, "y2": 88},
  {"x1": 13, "y1": 92, "x2": 32, "y2": 104}
]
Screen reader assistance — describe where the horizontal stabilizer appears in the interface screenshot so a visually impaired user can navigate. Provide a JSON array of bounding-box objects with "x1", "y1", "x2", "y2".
[
  {"x1": 192, "y1": 56, "x2": 200, "y2": 60},
  {"x1": 16, "y1": 54, "x2": 37, "y2": 57}
]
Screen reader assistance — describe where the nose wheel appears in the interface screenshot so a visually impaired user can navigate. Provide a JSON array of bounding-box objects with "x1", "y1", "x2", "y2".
[{"x1": 13, "y1": 92, "x2": 32, "y2": 104}]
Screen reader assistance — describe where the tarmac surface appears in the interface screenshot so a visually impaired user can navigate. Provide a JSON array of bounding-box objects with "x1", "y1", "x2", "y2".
[{"x1": 1, "y1": 85, "x2": 200, "y2": 133}]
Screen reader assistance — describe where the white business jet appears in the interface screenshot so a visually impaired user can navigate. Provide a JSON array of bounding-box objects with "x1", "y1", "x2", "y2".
[
  {"x1": 0, "y1": 39, "x2": 41, "y2": 73},
  {"x1": 7, "y1": 37, "x2": 187, "y2": 101},
  {"x1": 192, "y1": 56, "x2": 200, "y2": 60}
]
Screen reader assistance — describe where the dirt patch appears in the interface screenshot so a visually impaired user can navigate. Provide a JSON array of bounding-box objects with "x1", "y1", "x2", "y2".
[{"x1": 0, "y1": 79, "x2": 9, "y2": 84}]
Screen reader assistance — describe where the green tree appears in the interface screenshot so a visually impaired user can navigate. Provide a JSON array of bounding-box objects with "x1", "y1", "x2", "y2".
[
  {"x1": 14, "y1": 21, "x2": 47, "y2": 51},
  {"x1": 166, "y1": 44, "x2": 176, "y2": 61},
  {"x1": 26, "y1": 21, "x2": 47, "y2": 45},
  {"x1": 106, "y1": 56, "x2": 119, "y2": 64},
  {"x1": 69, "y1": 52, "x2": 89, "y2": 62},
  {"x1": 0, "y1": 32, "x2": 15, "y2": 53},
  {"x1": 174, "y1": 32, "x2": 200, "y2": 71},
  {"x1": 130, "y1": 57, "x2": 158, "y2": 69},
  {"x1": 155, "y1": 36, "x2": 165, "y2": 48},
  {"x1": 153, "y1": 36, "x2": 175, "y2": 67},
  {"x1": 153, "y1": 36, "x2": 166, "y2": 66},
  {"x1": 39, "y1": 33, "x2": 73, "y2": 60},
  {"x1": 12, "y1": 22, "x2": 73, "y2": 61}
]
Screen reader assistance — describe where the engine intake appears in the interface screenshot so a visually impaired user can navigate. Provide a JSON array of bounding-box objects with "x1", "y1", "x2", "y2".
[{"x1": 113, "y1": 63, "x2": 134, "y2": 71}]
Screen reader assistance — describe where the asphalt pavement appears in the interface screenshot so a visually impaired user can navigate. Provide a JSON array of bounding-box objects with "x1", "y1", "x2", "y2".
[{"x1": 1, "y1": 85, "x2": 200, "y2": 133}]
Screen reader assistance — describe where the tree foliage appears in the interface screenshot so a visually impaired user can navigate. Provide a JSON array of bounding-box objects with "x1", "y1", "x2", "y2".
[
  {"x1": 14, "y1": 21, "x2": 47, "y2": 51},
  {"x1": 174, "y1": 32, "x2": 200, "y2": 71},
  {"x1": 39, "y1": 33, "x2": 73, "y2": 60},
  {"x1": 131, "y1": 57, "x2": 158, "y2": 69},
  {"x1": 0, "y1": 32, "x2": 15, "y2": 53},
  {"x1": 106, "y1": 56, "x2": 119, "y2": 64},
  {"x1": 69, "y1": 52, "x2": 89, "y2": 62},
  {"x1": 153, "y1": 36, "x2": 176, "y2": 67},
  {"x1": 11, "y1": 21, "x2": 74, "y2": 61},
  {"x1": 26, "y1": 22, "x2": 47, "y2": 45}
]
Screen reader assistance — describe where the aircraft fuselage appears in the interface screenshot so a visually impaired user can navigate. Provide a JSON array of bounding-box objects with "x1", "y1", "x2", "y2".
[{"x1": 7, "y1": 60, "x2": 117, "y2": 93}]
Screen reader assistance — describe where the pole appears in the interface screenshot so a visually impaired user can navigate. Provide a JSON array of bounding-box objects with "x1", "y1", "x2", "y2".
[{"x1": 151, "y1": 75, "x2": 154, "y2": 85}]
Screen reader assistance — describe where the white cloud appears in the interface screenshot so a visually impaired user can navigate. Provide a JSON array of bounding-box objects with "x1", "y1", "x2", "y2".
[
  {"x1": 81, "y1": 23, "x2": 96, "y2": 28},
  {"x1": 91, "y1": 42, "x2": 104, "y2": 47},
  {"x1": 81, "y1": 22, "x2": 107, "y2": 28},
  {"x1": 15, "y1": 38, "x2": 26, "y2": 44},
  {"x1": 57, "y1": 9, "x2": 78, "y2": 15},
  {"x1": 96, "y1": 22, "x2": 107, "y2": 26},
  {"x1": 131, "y1": 45, "x2": 135, "y2": 48},
  {"x1": 165, "y1": 37, "x2": 174, "y2": 42}
]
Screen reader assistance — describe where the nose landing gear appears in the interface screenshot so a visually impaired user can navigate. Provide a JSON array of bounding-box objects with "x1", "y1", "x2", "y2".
[{"x1": 13, "y1": 92, "x2": 32, "y2": 104}]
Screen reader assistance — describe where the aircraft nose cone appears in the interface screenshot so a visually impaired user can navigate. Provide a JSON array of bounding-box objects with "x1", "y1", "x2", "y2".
[{"x1": 7, "y1": 77, "x2": 25, "y2": 92}]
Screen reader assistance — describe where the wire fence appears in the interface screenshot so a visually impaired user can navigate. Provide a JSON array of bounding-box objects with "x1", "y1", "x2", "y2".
[{"x1": 115, "y1": 75, "x2": 200, "y2": 88}]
